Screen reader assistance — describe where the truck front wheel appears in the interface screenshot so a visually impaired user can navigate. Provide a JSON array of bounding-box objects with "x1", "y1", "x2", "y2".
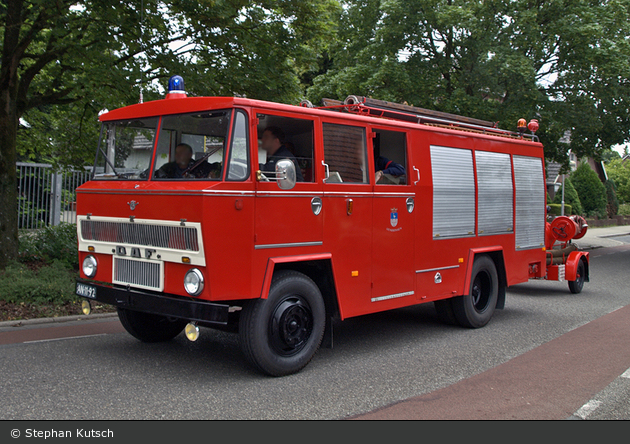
[
  {"x1": 239, "y1": 270, "x2": 326, "y2": 376},
  {"x1": 117, "y1": 308, "x2": 187, "y2": 342}
]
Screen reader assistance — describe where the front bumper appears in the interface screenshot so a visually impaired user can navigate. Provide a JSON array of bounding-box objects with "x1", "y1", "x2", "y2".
[{"x1": 76, "y1": 278, "x2": 229, "y2": 325}]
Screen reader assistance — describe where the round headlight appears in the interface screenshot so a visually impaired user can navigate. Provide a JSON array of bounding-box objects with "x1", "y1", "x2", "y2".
[
  {"x1": 184, "y1": 268, "x2": 204, "y2": 296},
  {"x1": 82, "y1": 255, "x2": 97, "y2": 278}
]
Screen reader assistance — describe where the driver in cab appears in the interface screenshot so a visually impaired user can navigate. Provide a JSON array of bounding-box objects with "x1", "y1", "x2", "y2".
[
  {"x1": 259, "y1": 126, "x2": 303, "y2": 182},
  {"x1": 155, "y1": 143, "x2": 214, "y2": 179}
]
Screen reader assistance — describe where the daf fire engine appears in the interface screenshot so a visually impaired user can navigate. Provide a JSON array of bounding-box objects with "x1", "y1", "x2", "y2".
[{"x1": 75, "y1": 75, "x2": 589, "y2": 376}]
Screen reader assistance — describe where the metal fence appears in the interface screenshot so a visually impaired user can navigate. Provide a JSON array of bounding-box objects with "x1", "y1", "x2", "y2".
[{"x1": 16, "y1": 162, "x2": 92, "y2": 230}]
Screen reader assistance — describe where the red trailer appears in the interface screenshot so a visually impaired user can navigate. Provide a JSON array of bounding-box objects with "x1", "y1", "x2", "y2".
[{"x1": 75, "y1": 76, "x2": 589, "y2": 375}]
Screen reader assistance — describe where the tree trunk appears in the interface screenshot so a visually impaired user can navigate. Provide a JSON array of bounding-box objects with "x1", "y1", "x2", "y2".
[
  {"x1": 0, "y1": 0, "x2": 23, "y2": 269},
  {"x1": 0, "y1": 102, "x2": 19, "y2": 270}
]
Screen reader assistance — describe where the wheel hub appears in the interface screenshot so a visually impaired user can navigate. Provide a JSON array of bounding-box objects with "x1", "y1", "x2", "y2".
[
  {"x1": 471, "y1": 272, "x2": 492, "y2": 313},
  {"x1": 269, "y1": 297, "x2": 313, "y2": 356}
]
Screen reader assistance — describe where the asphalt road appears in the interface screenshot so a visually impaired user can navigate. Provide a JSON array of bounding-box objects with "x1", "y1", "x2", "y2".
[{"x1": 1, "y1": 244, "x2": 629, "y2": 421}]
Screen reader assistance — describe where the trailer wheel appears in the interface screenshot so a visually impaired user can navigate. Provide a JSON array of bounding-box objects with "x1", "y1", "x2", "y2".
[
  {"x1": 453, "y1": 255, "x2": 499, "y2": 328},
  {"x1": 117, "y1": 308, "x2": 187, "y2": 342},
  {"x1": 239, "y1": 270, "x2": 326, "y2": 376},
  {"x1": 568, "y1": 259, "x2": 586, "y2": 294}
]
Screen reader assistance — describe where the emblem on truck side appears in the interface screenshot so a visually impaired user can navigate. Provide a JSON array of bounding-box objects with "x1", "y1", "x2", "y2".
[
  {"x1": 390, "y1": 208, "x2": 398, "y2": 227},
  {"x1": 127, "y1": 200, "x2": 139, "y2": 210}
]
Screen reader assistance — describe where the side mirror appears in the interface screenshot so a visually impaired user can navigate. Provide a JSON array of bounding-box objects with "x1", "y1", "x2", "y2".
[{"x1": 276, "y1": 159, "x2": 296, "y2": 190}]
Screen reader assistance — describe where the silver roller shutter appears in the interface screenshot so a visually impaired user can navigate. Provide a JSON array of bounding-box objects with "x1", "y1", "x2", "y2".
[
  {"x1": 513, "y1": 155, "x2": 545, "y2": 250},
  {"x1": 475, "y1": 151, "x2": 514, "y2": 235},
  {"x1": 431, "y1": 146, "x2": 475, "y2": 239}
]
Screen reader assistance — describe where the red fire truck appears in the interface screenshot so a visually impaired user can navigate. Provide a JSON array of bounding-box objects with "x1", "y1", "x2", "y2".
[{"x1": 75, "y1": 75, "x2": 589, "y2": 376}]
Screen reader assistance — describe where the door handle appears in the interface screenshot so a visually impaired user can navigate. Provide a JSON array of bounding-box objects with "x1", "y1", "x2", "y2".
[{"x1": 413, "y1": 166, "x2": 420, "y2": 185}]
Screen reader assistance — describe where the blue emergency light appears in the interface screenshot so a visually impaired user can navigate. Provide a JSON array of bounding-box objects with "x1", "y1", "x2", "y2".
[{"x1": 168, "y1": 75, "x2": 185, "y2": 93}]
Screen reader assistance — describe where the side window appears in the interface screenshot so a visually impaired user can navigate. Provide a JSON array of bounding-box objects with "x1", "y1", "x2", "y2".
[
  {"x1": 373, "y1": 129, "x2": 407, "y2": 185},
  {"x1": 322, "y1": 123, "x2": 368, "y2": 184},
  {"x1": 257, "y1": 114, "x2": 314, "y2": 182},
  {"x1": 226, "y1": 110, "x2": 249, "y2": 181}
]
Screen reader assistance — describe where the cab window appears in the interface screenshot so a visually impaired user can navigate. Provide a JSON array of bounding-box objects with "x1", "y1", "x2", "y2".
[
  {"x1": 373, "y1": 129, "x2": 407, "y2": 185},
  {"x1": 256, "y1": 114, "x2": 315, "y2": 182},
  {"x1": 153, "y1": 110, "x2": 231, "y2": 180},
  {"x1": 322, "y1": 123, "x2": 368, "y2": 184}
]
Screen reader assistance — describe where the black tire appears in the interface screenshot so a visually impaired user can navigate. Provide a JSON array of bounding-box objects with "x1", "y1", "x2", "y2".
[
  {"x1": 568, "y1": 259, "x2": 586, "y2": 294},
  {"x1": 117, "y1": 308, "x2": 187, "y2": 343},
  {"x1": 239, "y1": 270, "x2": 326, "y2": 376},
  {"x1": 434, "y1": 298, "x2": 458, "y2": 325},
  {"x1": 452, "y1": 255, "x2": 499, "y2": 328}
]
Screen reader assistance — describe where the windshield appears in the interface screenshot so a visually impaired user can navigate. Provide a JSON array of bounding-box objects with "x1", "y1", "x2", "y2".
[
  {"x1": 153, "y1": 110, "x2": 232, "y2": 180},
  {"x1": 92, "y1": 117, "x2": 159, "y2": 180}
]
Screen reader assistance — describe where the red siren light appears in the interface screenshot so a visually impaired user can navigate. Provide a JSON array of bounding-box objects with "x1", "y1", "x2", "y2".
[{"x1": 528, "y1": 119, "x2": 539, "y2": 134}]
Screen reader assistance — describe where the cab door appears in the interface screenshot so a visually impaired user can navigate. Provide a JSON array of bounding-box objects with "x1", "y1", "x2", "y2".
[
  {"x1": 370, "y1": 127, "x2": 415, "y2": 308},
  {"x1": 253, "y1": 112, "x2": 323, "y2": 250}
]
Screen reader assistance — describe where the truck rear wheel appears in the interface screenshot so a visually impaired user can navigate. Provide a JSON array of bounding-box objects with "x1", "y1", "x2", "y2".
[
  {"x1": 117, "y1": 308, "x2": 187, "y2": 342},
  {"x1": 239, "y1": 270, "x2": 326, "y2": 376},
  {"x1": 452, "y1": 255, "x2": 499, "y2": 328},
  {"x1": 568, "y1": 259, "x2": 586, "y2": 294}
]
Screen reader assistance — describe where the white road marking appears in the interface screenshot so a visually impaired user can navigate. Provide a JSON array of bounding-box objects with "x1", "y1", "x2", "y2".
[
  {"x1": 621, "y1": 368, "x2": 630, "y2": 379},
  {"x1": 574, "y1": 400, "x2": 602, "y2": 419},
  {"x1": 24, "y1": 333, "x2": 108, "y2": 344}
]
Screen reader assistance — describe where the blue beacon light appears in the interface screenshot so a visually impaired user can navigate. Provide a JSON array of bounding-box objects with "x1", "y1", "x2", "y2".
[{"x1": 166, "y1": 75, "x2": 186, "y2": 98}]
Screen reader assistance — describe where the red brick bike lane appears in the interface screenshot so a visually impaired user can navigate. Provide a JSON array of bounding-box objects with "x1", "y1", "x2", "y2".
[
  {"x1": 350, "y1": 303, "x2": 630, "y2": 420},
  {"x1": 0, "y1": 316, "x2": 124, "y2": 345}
]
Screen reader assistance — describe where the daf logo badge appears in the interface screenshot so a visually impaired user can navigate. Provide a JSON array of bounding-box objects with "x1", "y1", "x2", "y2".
[{"x1": 127, "y1": 200, "x2": 139, "y2": 210}]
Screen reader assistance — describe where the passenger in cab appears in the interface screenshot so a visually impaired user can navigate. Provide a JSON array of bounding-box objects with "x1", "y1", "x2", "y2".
[
  {"x1": 155, "y1": 143, "x2": 212, "y2": 179},
  {"x1": 260, "y1": 126, "x2": 304, "y2": 182},
  {"x1": 375, "y1": 155, "x2": 405, "y2": 183}
]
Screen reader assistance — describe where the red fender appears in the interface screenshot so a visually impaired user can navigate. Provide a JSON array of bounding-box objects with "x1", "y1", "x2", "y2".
[
  {"x1": 259, "y1": 253, "x2": 334, "y2": 299},
  {"x1": 564, "y1": 251, "x2": 589, "y2": 282}
]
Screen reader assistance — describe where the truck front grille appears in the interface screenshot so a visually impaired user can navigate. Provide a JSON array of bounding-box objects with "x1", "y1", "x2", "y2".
[
  {"x1": 81, "y1": 220, "x2": 199, "y2": 251},
  {"x1": 113, "y1": 257, "x2": 162, "y2": 291}
]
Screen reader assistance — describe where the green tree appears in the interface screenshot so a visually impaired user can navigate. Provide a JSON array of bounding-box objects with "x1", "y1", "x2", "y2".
[
  {"x1": 0, "y1": 0, "x2": 338, "y2": 269},
  {"x1": 307, "y1": 0, "x2": 630, "y2": 168},
  {"x1": 570, "y1": 163, "x2": 607, "y2": 218},
  {"x1": 605, "y1": 179, "x2": 619, "y2": 218},
  {"x1": 605, "y1": 158, "x2": 630, "y2": 204},
  {"x1": 553, "y1": 176, "x2": 583, "y2": 216}
]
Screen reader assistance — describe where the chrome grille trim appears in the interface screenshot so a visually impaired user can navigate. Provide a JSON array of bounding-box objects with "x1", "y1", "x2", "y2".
[
  {"x1": 113, "y1": 257, "x2": 163, "y2": 291},
  {"x1": 81, "y1": 220, "x2": 199, "y2": 251}
]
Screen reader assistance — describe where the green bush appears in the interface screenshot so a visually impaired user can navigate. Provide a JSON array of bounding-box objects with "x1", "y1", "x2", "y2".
[
  {"x1": 0, "y1": 260, "x2": 78, "y2": 305},
  {"x1": 605, "y1": 179, "x2": 619, "y2": 218},
  {"x1": 553, "y1": 177, "x2": 583, "y2": 215},
  {"x1": 570, "y1": 163, "x2": 607, "y2": 218},
  {"x1": 547, "y1": 203, "x2": 572, "y2": 216},
  {"x1": 619, "y1": 203, "x2": 630, "y2": 216},
  {"x1": 18, "y1": 223, "x2": 78, "y2": 269}
]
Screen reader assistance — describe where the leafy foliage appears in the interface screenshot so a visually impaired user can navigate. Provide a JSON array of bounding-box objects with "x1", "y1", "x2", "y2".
[
  {"x1": 0, "y1": 260, "x2": 77, "y2": 305},
  {"x1": 553, "y1": 176, "x2": 583, "y2": 216},
  {"x1": 605, "y1": 158, "x2": 630, "y2": 204},
  {"x1": 306, "y1": 0, "x2": 630, "y2": 166},
  {"x1": 18, "y1": 223, "x2": 79, "y2": 269},
  {"x1": 570, "y1": 163, "x2": 607, "y2": 218},
  {"x1": 605, "y1": 179, "x2": 619, "y2": 218}
]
